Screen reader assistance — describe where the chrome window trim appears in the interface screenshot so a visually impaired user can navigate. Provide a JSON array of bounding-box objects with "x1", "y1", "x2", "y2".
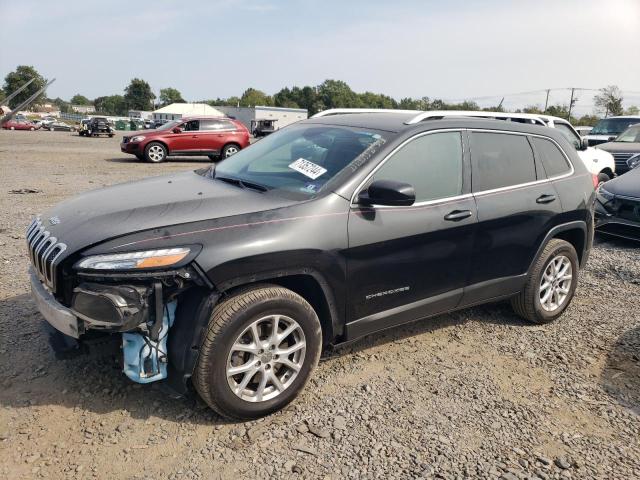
[
  {"x1": 349, "y1": 128, "x2": 465, "y2": 207},
  {"x1": 350, "y1": 128, "x2": 575, "y2": 208}
]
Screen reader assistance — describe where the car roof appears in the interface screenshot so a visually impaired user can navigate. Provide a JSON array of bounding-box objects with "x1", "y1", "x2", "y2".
[
  {"x1": 304, "y1": 110, "x2": 570, "y2": 141},
  {"x1": 597, "y1": 115, "x2": 640, "y2": 119}
]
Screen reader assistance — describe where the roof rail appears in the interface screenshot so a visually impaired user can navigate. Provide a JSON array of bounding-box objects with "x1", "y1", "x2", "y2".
[
  {"x1": 405, "y1": 110, "x2": 547, "y2": 126},
  {"x1": 311, "y1": 108, "x2": 421, "y2": 118}
]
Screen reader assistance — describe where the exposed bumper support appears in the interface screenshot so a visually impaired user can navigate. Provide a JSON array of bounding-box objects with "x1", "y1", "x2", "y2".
[{"x1": 30, "y1": 268, "x2": 81, "y2": 338}]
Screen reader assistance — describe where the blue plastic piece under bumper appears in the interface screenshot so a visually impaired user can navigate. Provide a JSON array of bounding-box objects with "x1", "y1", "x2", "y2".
[{"x1": 122, "y1": 301, "x2": 177, "y2": 384}]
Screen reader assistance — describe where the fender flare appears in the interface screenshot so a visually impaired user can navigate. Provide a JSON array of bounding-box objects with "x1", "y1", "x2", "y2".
[{"x1": 528, "y1": 220, "x2": 588, "y2": 272}]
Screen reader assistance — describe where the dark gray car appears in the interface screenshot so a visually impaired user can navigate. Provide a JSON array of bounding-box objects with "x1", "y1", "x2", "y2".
[{"x1": 596, "y1": 124, "x2": 640, "y2": 174}]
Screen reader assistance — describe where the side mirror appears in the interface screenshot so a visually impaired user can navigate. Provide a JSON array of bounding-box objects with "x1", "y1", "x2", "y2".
[
  {"x1": 580, "y1": 137, "x2": 589, "y2": 150},
  {"x1": 172, "y1": 127, "x2": 182, "y2": 134},
  {"x1": 358, "y1": 180, "x2": 415, "y2": 206}
]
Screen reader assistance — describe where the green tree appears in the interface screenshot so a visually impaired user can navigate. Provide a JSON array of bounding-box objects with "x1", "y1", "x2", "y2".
[
  {"x1": 575, "y1": 114, "x2": 600, "y2": 126},
  {"x1": 94, "y1": 95, "x2": 127, "y2": 115},
  {"x1": 2, "y1": 65, "x2": 47, "y2": 109},
  {"x1": 594, "y1": 85, "x2": 623, "y2": 117},
  {"x1": 625, "y1": 105, "x2": 639, "y2": 115},
  {"x1": 51, "y1": 97, "x2": 72, "y2": 114},
  {"x1": 159, "y1": 87, "x2": 185, "y2": 106},
  {"x1": 317, "y1": 79, "x2": 359, "y2": 110},
  {"x1": 240, "y1": 88, "x2": 272, "y2": 107},
  {"x1": 70, "y1": 94, "x2": 90, "y2": 105},
  {"x1": 124, "y1": 78, "x2": 156, "y2": 110}
]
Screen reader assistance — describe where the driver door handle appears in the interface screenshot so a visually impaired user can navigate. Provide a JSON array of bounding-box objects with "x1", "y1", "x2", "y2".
[
  {"x1": 536, "y1": 194, "x2": 556, "y2": 204},
  {"x1": 444, "y1": 210, "x2": 473, "y2": 221}
]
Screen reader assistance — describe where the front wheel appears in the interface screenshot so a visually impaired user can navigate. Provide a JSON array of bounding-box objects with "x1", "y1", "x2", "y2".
[
  {"x1": 144, "y1": 142, "x2": 167, "y2": 163},
  {"x1": 511, "y1": 239, "x2": 579, "y2": 324},
  {"x1": 194, "y1": 285, "x2": 322, "y2": 419},
  {"x1": 221, "y1": 144, "x2": 240, "y2": 158}
]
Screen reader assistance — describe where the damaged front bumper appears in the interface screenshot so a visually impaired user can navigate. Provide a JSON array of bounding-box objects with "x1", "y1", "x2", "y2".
[{"x1": 29, "y1": 267, "x2": 180, "y2": 384}]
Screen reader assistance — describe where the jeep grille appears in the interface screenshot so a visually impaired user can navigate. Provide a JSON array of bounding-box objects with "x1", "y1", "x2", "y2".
[{"x1": 26, "y1": 218, "x2": 67, "y2": 292}]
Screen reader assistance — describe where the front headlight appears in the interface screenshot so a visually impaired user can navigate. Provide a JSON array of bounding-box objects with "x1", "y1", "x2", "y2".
[
  {"x1": 627, "y1": 154, "x2": 640, "y2": 170},
  {"x1": 131, "y1": 135, "x2": 146, "y2": 142},
  {"x1": 77, "y1": 247, "x2": 191, "y2": 270}
]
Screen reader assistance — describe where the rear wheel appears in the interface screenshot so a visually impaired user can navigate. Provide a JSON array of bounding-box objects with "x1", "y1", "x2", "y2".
[
  {"x1": 194, "y1": 285, "x2": 322, "y2": 419},
  {"x1": 144, "y1": 142, "x2": 167, "y2": 163},
  {"x1": 511, "y1": 239, "x2": 579, "y2": 324},
  {"x1": 221, "y1": 144, "x2": 240, "y2": 158}
]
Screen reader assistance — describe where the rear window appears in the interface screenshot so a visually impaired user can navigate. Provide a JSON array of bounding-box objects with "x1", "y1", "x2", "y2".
[
  {"x1": 471, "y1": 132, "x2": 536, "y2": 191},
  {"x1": 531, "y1": 137, "x2": 571, "y2": 178}
]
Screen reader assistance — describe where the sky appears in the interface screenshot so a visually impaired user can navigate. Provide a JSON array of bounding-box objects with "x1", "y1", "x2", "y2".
[{"x1": 1, "y1": 0, "x2": 639, "y2": 115}]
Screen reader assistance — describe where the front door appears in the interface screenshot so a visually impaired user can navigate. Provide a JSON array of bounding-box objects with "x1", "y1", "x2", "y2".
[
  {"x1": 168, "y1": 119, "x2": 201, "y2": 152},
  {"x1": 345, "y1": 130, "x2": 476, "y2": 339}
]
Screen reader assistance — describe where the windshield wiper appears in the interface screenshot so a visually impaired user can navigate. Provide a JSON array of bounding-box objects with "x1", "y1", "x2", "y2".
[{"x1": 215, "y1": 175, "x2": 268, "y2": 192}]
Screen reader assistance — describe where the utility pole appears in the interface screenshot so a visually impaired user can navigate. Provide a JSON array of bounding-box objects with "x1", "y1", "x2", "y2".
[
  {"x1": 567, "y1": 88, "x2": 576, "y2": 120},
  {"x1": 543, "y1": 89, "x2": 550, "y2": 113}
]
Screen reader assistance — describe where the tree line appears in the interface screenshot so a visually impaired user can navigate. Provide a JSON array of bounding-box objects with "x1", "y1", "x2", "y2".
[{"x1": 2, "y1": 65, "x2": 637, "y2": 126}]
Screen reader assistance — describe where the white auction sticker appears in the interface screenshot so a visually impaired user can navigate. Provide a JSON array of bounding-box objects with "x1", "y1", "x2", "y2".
[{"x1": 288, "y1": 158, "x2": 327, "y2": 179}]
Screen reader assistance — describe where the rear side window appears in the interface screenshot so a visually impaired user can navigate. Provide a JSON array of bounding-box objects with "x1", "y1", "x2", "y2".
[
  {"x1": 531, "y1": 137, "x2": 571, "y2": 178},
  {"x1": 471, "y1": 132, "x2": 536, "y2": 191},
  {"x1": 201, "y1": 119, "x2": 236, "y2": 131},
  {"x1": 371, "y1": 131, "x2": 463, "y2": 202}
]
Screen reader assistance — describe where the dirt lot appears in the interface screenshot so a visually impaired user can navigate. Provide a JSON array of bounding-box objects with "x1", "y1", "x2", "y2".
[{"x1": 0, "y1": 130, "x2": 639, "y2": 480}]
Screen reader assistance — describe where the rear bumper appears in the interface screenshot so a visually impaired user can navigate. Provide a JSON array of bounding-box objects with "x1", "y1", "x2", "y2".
[{"x1": 30, "y1": 268, "x2": 81, "y2": 338}]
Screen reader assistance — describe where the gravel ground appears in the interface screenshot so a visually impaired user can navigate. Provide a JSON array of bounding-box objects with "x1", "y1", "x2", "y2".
[{"x1": 0, "y1": 130, "x2": 639, "y2": 480}]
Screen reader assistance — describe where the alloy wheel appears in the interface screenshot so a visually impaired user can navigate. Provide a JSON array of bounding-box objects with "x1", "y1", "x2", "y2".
[
  {"x1": 224, "y1": 146, "x2": 239, "y2": 157},
  {"x1": 147, "y1": 145, "x2": 165, "y2": 162},
  {"x1": 539, "y1": 255, "x2": 573, "y2": 312},
  {"x1": 226, "y1": 314, "x2": 306, "y2": 402}
]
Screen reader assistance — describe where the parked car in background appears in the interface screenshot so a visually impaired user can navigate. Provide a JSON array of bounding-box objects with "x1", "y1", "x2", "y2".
[
  {"x1": 120, "y1": 116, "x2": 250, "y2": 162},
  {"x1": 30, "y1": 110, "x2": 595, "y2": 419},
  {"x1": 144, "y1": 120, "x2": 156, "y2": 129},
  {"x1": 584, "y1": 116, "x2": 640, "y2": 146},
  {"x1": 575, "y1": 126, "x2": 593, "y2": 136},
  {"x1": 356, "y1": 110, "x2": 616, "y2": 182},
  {"x1": 84, "y1": 117, "x2": 114, "y2": 137},
  {"x1": 46, "y1": 121, "x2": 76, "y2": 132},
  {"x1": 596, "y1": 158, "x2": 640, "y2": 241},
  {"x1": 2, "y1": 119, "x2": 38, "y2": 130},
  {"x1": 596, "y1": 124, "x2": 640, "y2": 175}
]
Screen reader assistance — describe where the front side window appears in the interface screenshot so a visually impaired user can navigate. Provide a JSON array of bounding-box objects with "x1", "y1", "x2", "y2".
[
  {"x1": 211, "y1": 124, "x2": 389, "y2": 198},
  {"x1": 531, "y1": 137, "x2": 571, "y2": 178},
  {"x1": 183, "y1": 120, "x2": 199, "y2": 131},
  {"x1": 370, "y1": 132, "x2": 463, "y2": 202},
  {"x1": 471, "y1": 132, "x2": 536, "y2": 191}
]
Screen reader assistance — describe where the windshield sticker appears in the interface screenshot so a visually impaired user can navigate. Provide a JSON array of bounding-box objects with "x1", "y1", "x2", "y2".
[
  {"x1": 300, "y1": 183, "x2": 319, "y2": 193},
  {"x1": 289, "y1": 158, "x2": 327, "y2": 179}
]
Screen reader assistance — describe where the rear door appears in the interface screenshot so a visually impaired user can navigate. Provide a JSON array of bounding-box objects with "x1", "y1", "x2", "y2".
[
  {"x1": 346, "y1": 130, "x2": 477, "y2": 338},
  {"x1": 463, "y1": 130, "x2": 563, "y2": 304},
  {"x1": 199, "y1": 119, "x2": 238, "y2": 154}
]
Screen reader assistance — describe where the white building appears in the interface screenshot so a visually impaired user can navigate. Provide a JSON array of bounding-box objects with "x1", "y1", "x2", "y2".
[
  {"x1": 152, "y1": 103, "x2": 224, "y2": 122},
  {"x1": 215, "y1": 105, "x2": 308, "y2": 132}
]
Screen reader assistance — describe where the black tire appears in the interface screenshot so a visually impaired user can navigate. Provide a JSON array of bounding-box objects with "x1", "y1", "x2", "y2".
[
  {"x1": 144, "y1": 142, "x2": 168, "y2": 163},
  {"x1": 194, "y1": 285, "x2": 322, "y2": 420},
  {"x1": 511, "y1": 239, "x2": 579, "y2": 324},
  {"x1": 135, "y1": 154, "x2": 145, "y2": 161},
  {"x1": 221, "y1": 143, "x2": 240, "y2": 158}
]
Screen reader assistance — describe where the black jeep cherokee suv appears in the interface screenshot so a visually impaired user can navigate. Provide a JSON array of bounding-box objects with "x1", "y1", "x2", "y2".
[{"x1": 28, "y1": 110, "x2": 596, "y2": 419}]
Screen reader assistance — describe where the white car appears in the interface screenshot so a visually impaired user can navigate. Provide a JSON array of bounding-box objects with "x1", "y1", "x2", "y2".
[{"x1": 316, "y1": 110, "x2": 616, "y2": 182}]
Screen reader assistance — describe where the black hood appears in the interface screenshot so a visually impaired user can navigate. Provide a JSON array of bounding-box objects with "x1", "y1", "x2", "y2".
[
  {"x1": 39, "y1": 170, "x2": 297, "y2": 257},
  {"x1": 602, "y1": 167, "x2": 640, "y2": 199}
]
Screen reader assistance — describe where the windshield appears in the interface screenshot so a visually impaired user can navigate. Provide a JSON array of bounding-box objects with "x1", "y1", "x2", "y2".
[
  {"x1": 210, "y1": 124, "x2": 389, "y2": 198},
  {"x1": 591, "y1": 118, "x2": 640, "y2": 135},
  {"x1": 614, "y1": 124, "x2": 640, "y2": 143}
]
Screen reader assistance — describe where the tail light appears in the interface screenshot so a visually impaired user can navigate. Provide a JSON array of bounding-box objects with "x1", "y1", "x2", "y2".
[{"x1": 592, "y1": 174, "x2": 599, "y2": 188}]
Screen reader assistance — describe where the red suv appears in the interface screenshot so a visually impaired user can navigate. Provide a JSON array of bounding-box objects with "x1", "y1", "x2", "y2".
[{"x1": 121, "y1": 116, "x2": 250, "y2": 163}]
